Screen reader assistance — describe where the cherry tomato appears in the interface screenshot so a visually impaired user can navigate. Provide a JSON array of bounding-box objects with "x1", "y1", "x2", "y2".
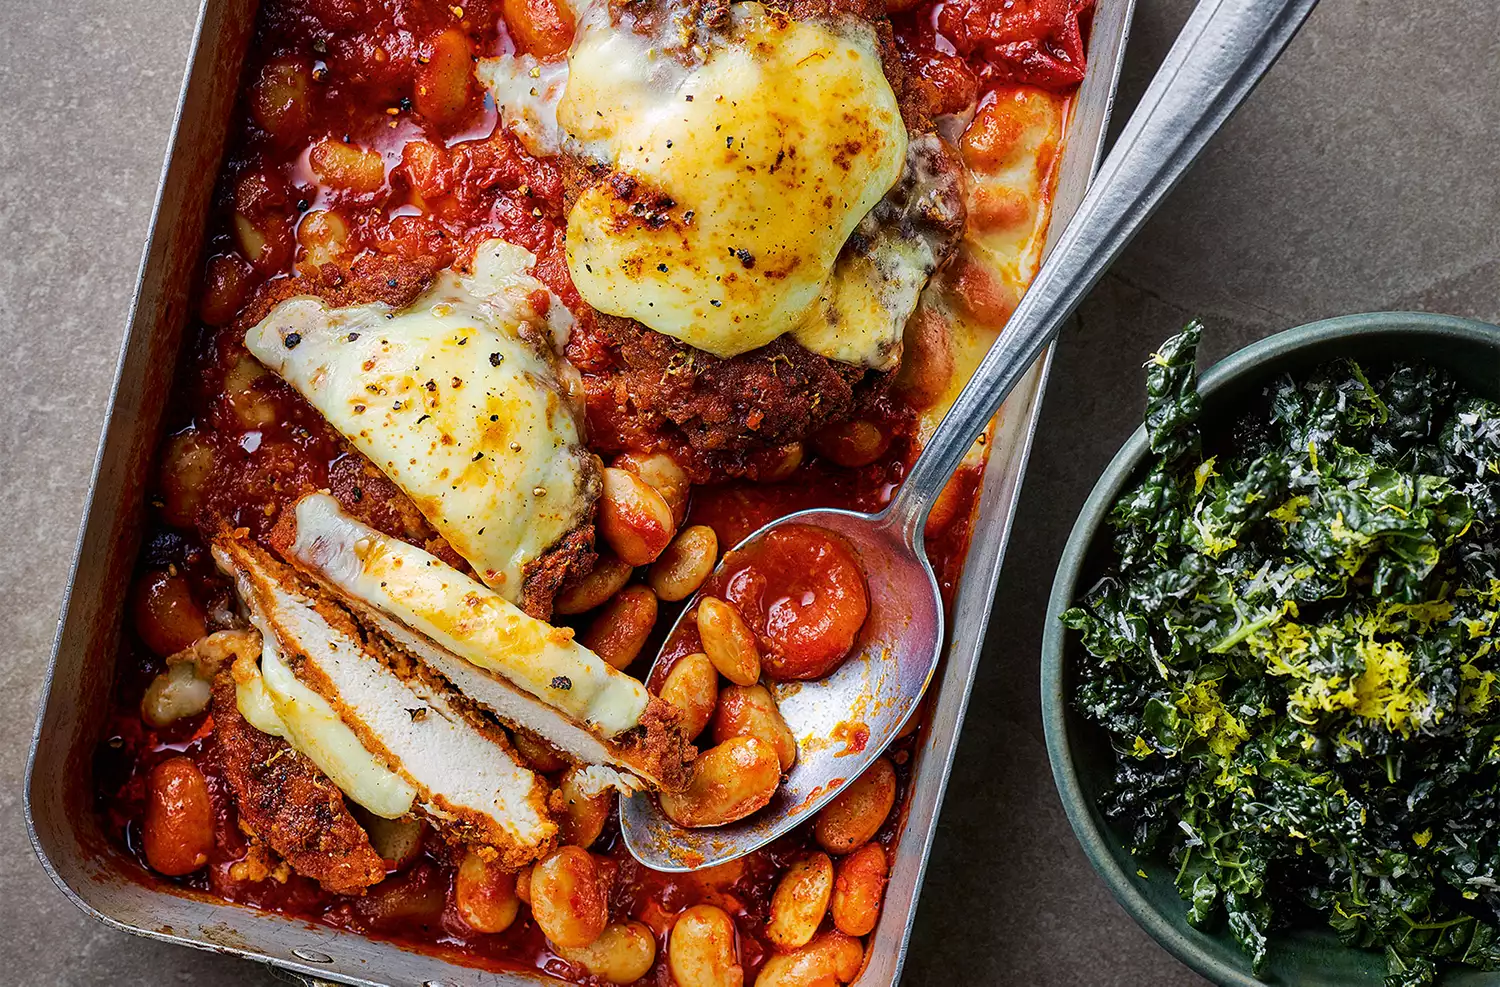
[{"x1": 721, "y1": 525, "x2": 870, "y2": 681}]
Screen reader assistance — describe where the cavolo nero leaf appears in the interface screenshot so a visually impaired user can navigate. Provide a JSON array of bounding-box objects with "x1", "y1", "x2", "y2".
[
  {"x1": 1145, "y1": 321, "x2": 1204, "y2": 463},
  {"x1": 1067, "y1": 323, "x2": 1500, "y2": 985}
]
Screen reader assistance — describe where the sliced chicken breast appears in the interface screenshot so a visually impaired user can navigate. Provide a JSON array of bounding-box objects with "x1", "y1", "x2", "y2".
[
  {"x1": 271, "y1": 492, "x2": 693, "y2": 790},
  {"x1": 216, "y1": 535, "x2": 558, "y2": 868},
  {"x1": 211, "y1": 673, "x2": 388, "y2": 895}
]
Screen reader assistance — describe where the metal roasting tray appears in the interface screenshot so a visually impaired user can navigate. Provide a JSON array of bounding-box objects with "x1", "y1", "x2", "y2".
[{"x1": 24, "y1": 0, "x2": 1134, "y2": 982}]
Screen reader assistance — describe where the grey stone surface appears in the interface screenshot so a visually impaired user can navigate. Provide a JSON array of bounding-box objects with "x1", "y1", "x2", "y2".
[{"x1": 1, "y1": 0, "x2": 1495, "y2": 984}]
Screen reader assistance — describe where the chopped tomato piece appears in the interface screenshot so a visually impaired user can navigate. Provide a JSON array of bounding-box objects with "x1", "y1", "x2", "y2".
[
  {"x1": 936, "y1": 0, "x2": 1092, "y2": 90},
  {"x1": 720, "y1": 525, "x2": 870, "y2": 681}
]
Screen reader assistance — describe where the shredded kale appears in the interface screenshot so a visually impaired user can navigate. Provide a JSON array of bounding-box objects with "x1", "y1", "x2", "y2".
[{"x1": 1065, "y1": 322, "x2": 1500, "y2": 985}]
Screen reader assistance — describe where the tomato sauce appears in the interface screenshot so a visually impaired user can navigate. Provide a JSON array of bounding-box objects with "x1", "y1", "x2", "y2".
[
  {"x1": 893, "y1": 0, "x2": 1093, "y2": 117},
  {"x1": 93, "y1": 0, "x2": 1094, "y2": 980}
]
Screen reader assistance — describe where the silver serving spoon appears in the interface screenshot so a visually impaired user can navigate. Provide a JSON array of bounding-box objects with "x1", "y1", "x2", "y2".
[{"x1": 622, "y1": 0, "x2": 1321, "y2": 871}]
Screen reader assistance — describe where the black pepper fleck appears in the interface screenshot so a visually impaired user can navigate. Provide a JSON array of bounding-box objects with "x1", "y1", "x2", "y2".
[
  {"x1": 551, "y1": 676, "x2": 572, "y2": 690},
  {"x1": 283, "y1": 332, "x2": 302, "y2": 349}
]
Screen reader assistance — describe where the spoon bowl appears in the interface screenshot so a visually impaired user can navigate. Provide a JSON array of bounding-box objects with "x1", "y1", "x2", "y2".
[{"x1": 620, "y1": 506, "x2": 941, "y2": 871}]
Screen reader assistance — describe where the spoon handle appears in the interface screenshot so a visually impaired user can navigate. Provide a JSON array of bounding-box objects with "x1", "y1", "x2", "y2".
[{"x1": 886, "y1": 0, "x2": 1319, "y2": 537}]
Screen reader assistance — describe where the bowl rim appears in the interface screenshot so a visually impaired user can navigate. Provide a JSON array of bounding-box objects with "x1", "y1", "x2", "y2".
[{"x1": 1040, "y1": 310, "x2": 1500, "y2": 986}]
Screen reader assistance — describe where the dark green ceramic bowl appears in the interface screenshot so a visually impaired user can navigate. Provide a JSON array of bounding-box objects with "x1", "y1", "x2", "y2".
[{"x1": 1042, "y1": 312, "x2": 1500, "y2": 986}]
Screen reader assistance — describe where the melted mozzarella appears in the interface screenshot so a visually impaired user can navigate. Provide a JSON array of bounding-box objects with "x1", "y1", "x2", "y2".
[
  {"x1": 475, "y1": 53, "x2": 569, "y2": 157},
  {"x1": 233, "y1": 659, "x2": 287, "y2": 736},
  {"x1": 885, "y1": 88, "x2": 1064, "y2": 480},
  {"x1": 245, "y1": 239, "x2": 594, "y2": 602},
  {"x1": 287, "y1": 493, "x2": 650, "y2": 738},
  {"x1": 791, "y1": 240, "x2": 932, "y2": 370},
  {"x1": 959, "y1": 89, "x2": 1064, "y2": 309},
  {"x1": 917, "y1": 88, "x2": 1065, "y2": 445},
  {"x1": 239, "y1": 634, "x2": 418, "y2": 820},
  {"x1": 793, "y1": 134, "x2": 965, "y2": 370},
  {"x1": 559, "y1": 1, "x2": 907, "y2": 362}
]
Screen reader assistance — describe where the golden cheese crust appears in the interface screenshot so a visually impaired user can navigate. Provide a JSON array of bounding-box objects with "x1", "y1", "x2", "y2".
[
  {"x1": 560, "y1": 0, "x2": 964, "y2": 479},
  {"x1": 237, "y1": 254, "x2": 597, "y2": 617},
  {"x1": 605, "y1": 0, "x2": 925, "y2": 127}
]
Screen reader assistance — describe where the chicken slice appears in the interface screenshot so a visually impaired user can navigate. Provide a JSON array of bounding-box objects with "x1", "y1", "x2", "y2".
[
  {"x1": 233, "y1": 629, "x2": 417, "y2": 820},
  {"x1": 215, "y1": 535, "x2": 558, "y2": 868},
  {"x1": 272, "y1": 492, "x2": 693, "y2": 790},
  {"x1": 211, "y1": 673, "x2": 386, "y2": 896}
]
